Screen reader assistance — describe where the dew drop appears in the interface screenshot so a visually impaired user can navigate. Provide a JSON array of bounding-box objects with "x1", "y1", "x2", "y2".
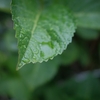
[
  {"x1": 45, "y1": 59, "x2": 48, "y2": 62},
  {"x1": 40, "y1": 60, "x2": 43, "y2": 63},
  {"x1": 50, "y1": 57, "x2": 54, "y2": 60}
]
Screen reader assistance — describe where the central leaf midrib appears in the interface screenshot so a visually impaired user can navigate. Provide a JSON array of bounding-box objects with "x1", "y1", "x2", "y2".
[
  {"x1": 32, "y1": 12, "x2": 41, "y2": 34},
  {"x1": 21, "y1": 9, "x2": 42, "y2": 65}
]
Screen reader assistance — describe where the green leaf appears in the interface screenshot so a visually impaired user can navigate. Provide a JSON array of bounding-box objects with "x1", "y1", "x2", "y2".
[
  {"x1": 66, "y1": 0, "x2": 100, "y2": 29},
  {"x1": 11, "y1": 0, "x2": 76, "y2": 69},
  {"x1": 19, "y1": 56, "x2": 60, "y2": 90},
  {"x1": 75, "y1": 13, "x2": 100, "y2": 29}
]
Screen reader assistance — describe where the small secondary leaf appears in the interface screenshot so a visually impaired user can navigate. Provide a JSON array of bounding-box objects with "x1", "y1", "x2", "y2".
[
  {"x1": 11, "y1": 0, "x2": 76, "y2": 69},
  {"x1": 66, "y1": 0, "x2": 100, "y2": 29},
  {"x1": 19, "y1": 56, "x2": 60, "y2": 90}
]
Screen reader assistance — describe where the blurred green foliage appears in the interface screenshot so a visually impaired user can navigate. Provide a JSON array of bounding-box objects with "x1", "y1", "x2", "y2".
[
  {"x1": 0, "y1": 0, "x2": 100, "y2": 100},
  {"x1": 0, "y1": 0, "x2": 11, "y2": 12}
]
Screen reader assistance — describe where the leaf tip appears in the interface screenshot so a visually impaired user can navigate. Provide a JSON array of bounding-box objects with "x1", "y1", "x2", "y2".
[
  {"x1": 16, "y1": 64, "x2": 23, "y2": 71},
  {"x1": 16, "y1": 67, "x2": 20, "y2": 71}
]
